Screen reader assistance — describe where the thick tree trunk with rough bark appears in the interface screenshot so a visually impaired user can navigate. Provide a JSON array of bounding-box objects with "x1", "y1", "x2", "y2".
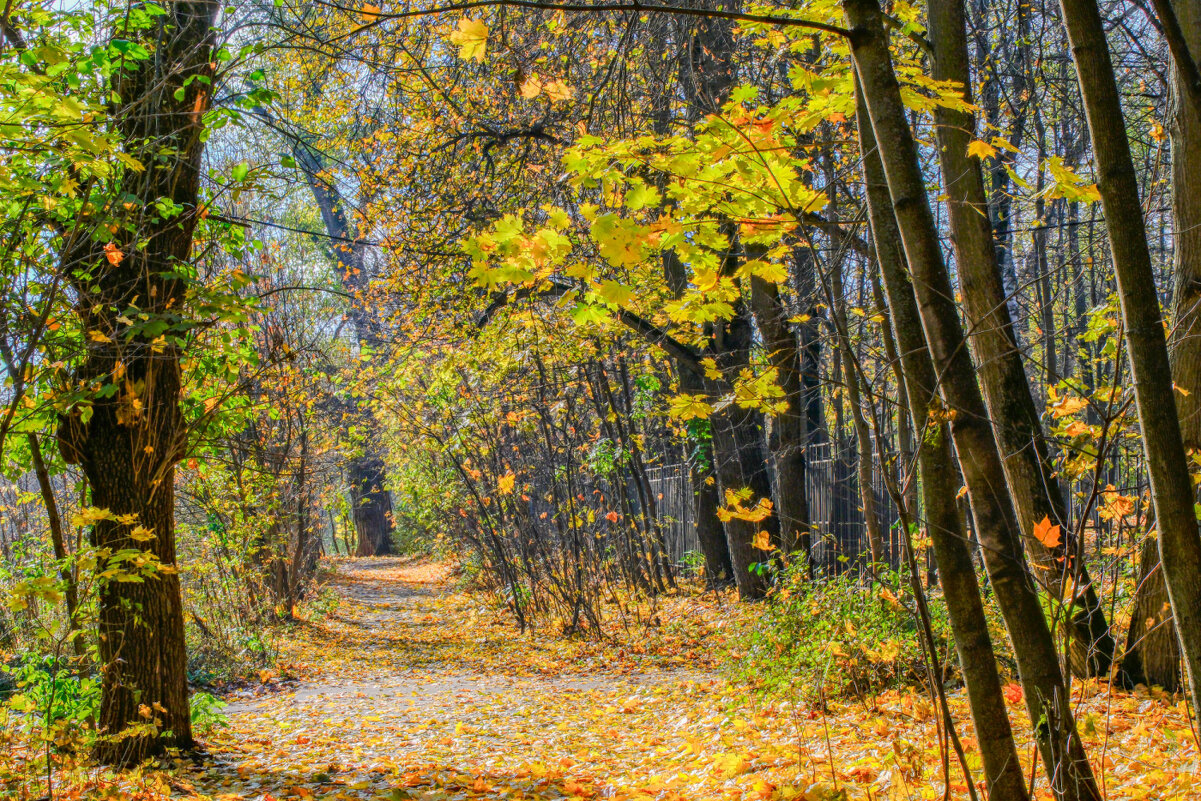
[
  {"x1": 927, "y1": 0, "x2": 1114, "y2": 678},
  {"x1": 1057, "y1": 0, "x2": 1201, "y2": 725},
  {"x1": 674, "y1": 354, "x2": 735, "y2": 584},
  {"x1": 844, "y1": 1, "x2": 1099, "y2": 796},
  {"x1": 690, "y1": 456, "x2": 734, "y2": 584},
  {"x1": 662, "y1": 246, "x2": 750, "y2": 592},
  {"x1": 1122, "y1": 536, "x2": 1183, "y2": 690},
  {"x1": 857, "y1": 85, "x2": 1029, "y2": 801},
  {"x1": 650, "y1": 46, "x2": 736, "y2": 587},
  {"x1": 53, "y1": 2, "x2": 219, "y2": 763},
  {"x1": 674, "y1": 6, "x2": 777, "y2": 597}
]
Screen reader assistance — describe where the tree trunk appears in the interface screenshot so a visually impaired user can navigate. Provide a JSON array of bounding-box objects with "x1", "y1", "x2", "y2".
[
  {"x1": 857, "y1": 84, "x2": 1029, "y2": 801},
  {"x1": 927, "y1": 0, "x2": 1115, "y2": 678},
  {"x1": 706, "y1": 295, "x2": 780, "y2": 599},
  {"x1": 827, "y1": 264, "x2": 886, "y2": 568},
  {"x1": 749, "y1": 274, "x2": 813, "y2": 559},
  {"x1": 675, "y1": 0, "x2": 776, "y2": 598},
  {"x1": 662, "y1": 236, "x2": 736, "y2": 585},
  {"x1": 844, "y1": 1, "x2": 1099, "y2": 795},
  {"x1": 690, "y1": 455, "x2": 734, "y2": 584},
  {"x1": 350, "y1": 455, "x2": 395, "y2": 556},
  {"x1": 1057, "y1": 0, "x2": 1201, "y2": 724},
  {"x1": 1122, "y1": 0, "x2": 1201, "y2": 689},
  {"x1": 675, "y1": 356, "x2": 734, "y2": 584},
  {"x1": 292, "y1": 140, "x2": 395, "y2": 558},
  {"x1": 29, "y1": 433, "x2": 83, "y2": 660},
  {"x1": 52, "y1": 0, "x2": 218, "y2": 764},
  {"x1": 1122, "y1": 536, "x2": 1183, "y2": 690}
]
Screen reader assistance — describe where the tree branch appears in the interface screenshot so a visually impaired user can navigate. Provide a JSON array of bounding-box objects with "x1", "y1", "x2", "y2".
[
  {"x1": 1147, "y1": 0, "x2": 1201, "y2": 118},
  {"x1": 475, "y1": 279, "x2": 704, "y2": 376},
  {"x1": 314, "y1": 0, "x2": 852, "y2": 44}
]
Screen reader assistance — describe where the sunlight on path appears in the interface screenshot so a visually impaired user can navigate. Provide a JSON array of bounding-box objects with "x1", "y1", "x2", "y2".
[
  {"x1": 189, "y1": 559, "x2": 1201, "y2": 801},
  {"x1": 196, "y1": 558, "x2": 729, "y2": 801}
]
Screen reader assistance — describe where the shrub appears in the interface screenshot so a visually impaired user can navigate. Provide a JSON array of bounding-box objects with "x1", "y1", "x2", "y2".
[
  {"x1": 189, "y1": 690, "x2": 229, "y2": 735},
  {"x1": 2, "y1": 653, "x2": 100, "y2": 749},
  {"x1": 731, "y1": 561, "x2": 955, "y2": 704}
]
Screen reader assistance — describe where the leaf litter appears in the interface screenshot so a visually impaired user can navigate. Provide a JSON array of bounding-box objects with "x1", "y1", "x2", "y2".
[{"x1": 10, "y1": 557, "x2": 1201, "y2": 801}]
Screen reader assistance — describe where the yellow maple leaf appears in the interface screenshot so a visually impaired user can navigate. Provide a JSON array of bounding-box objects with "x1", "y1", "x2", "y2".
[
  {"x1": 668, "y1": 393, "x2": 710, "y2": 421},
  {"x1": 129, "y1": 525, "x2": 156, "y2": 542},
  {"x1": 966, "y1": 139, "x2": 997, "y2": 160},
  {"x1": 497, "y1": 472, "x2": 516, "y2": 494},
  {"x1": 449, "y1": 17, "x2": 488, "y2": 62},
  {"x1": 71, "y1": 506, "x2": 114, "y2": 527}
]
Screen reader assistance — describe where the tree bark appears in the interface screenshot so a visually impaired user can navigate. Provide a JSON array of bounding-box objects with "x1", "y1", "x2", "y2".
[
  {"x1": 1122, "y1": 0, "x2": 1201, "y2": 689},
  {"x1": 706, "y1": 293, "x2": 780, "y2": 599},
  {"x1": 844, "y1": 1, "x2": 1099, "y2": 795},
  {"x1": 857, "y1": 84, "x2": 1029, "y2": 801},
  {"x1": 52, "y1": 1, "x2": 218, "y2": 764},
  {"x1": 29, "y1": 433, "x2": 83, "y2": 660},
  {"x1": 690, "y1": 454, "x2": 734, "y2": 584},
  {"x1": 1057, "y1": 0, "x2": 1201, "y2": 724},
  {"x1": 674, "y1": 5, "x2": 778, "y2": 598},
  {"x1": 651, "y1": 42, "x2": 736, "y2": 586},
  {"x1": 349, "y1": 455, "x2": 395, "y2": 557},
  {"x1": 671, "y1": 338, "x2": 734, "y2": 585},
  {"x1": 749, "y1": 274, "x2": 813, "y2": 559},
  {"x1": 927, "y1": 0, "x2": 1115, "y2": 678},
  {"x1": 827, "y1": 262, "x2": 886, "y2": 567}
]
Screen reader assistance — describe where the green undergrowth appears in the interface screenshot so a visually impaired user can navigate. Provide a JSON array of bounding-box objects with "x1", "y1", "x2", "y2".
[{"x1": 729, "y1": 560, "x2": 960, "y2": 704}]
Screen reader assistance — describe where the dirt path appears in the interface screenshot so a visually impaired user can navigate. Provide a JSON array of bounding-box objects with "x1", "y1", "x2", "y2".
[
  {"x1": 194, "y1": 558, "x2": 725, "y2": 801},
  {"x1": 187, "y1": 559, "x2": 1201, "y2": 801}
]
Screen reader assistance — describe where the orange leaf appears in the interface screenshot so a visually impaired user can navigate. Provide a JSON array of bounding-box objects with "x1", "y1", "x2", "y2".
[
  {"x1": 103, "y1": 242, "x2": 124, "y2": 266},
  {"x1": 1033, "y1": 515, "x2": 1062, "y2": 549}
]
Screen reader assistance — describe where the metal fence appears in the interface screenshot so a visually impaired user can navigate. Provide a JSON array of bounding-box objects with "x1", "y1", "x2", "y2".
[
  {"x1": 647, "y1": 435, "x2": 1156, "y2": 579},
  {"x1": 804, "y1": 441, "x2": 902, "y2": 573},
  {"x1": 645, "y1": 440, "x2": 903, "y2": 576},
  {"x1": 644, "y1": 464, "x2": 697, "y2": 565}
]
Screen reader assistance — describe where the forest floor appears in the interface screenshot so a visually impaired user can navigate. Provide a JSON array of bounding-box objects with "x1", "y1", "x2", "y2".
[{"x1": 26, "y1": 557, "x2": 1201, "y2": 801}]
